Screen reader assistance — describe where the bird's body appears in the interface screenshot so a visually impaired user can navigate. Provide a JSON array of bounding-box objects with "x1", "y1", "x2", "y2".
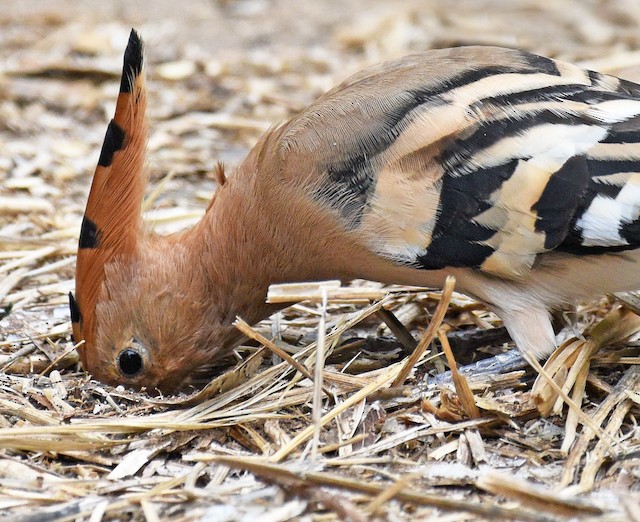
[{"x1": 71, "y1": 31, "x2": 640, "y2": 392}]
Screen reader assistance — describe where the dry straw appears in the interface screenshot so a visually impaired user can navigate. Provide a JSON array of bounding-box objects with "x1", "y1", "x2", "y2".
[{"x1": 4, "y1": 4, "x2": 640, "y2": 518}]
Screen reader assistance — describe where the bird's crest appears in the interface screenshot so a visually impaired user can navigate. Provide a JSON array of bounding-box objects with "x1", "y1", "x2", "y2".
[{"x1": 70, "y1": 29, "x2": 148, "y2": 369}]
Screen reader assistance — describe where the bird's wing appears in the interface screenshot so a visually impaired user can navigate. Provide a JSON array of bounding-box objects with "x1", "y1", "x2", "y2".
[{"x1": 280, "y1": 46, "x2": 640, "y2": 280}]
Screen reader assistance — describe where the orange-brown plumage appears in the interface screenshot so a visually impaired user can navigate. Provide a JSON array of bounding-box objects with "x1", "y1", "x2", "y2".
[
  {"x1": 72, "y1": 31, "x2": 640, "y2": 392},
  {"x1": 72, "y1": 30, "x2": 147, "y2": 373}
]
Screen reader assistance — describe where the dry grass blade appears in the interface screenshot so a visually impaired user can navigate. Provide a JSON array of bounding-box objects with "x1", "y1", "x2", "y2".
[
  {"x1": 311, "y1": 286, "x2": 329, "y2": 461},
  {"x1": 142, "y1": 170, "x2": 177, "y2": 212},
  {"x1": 0, "y1": 196, "x2": 54, "y2": 215},
  {"x1": 39, "y1": 342, "x2": 82, "y2": 376},
  {"x1": 578, "y1": 395, "x2": 635, "y2": 491},
  {"x1": 533, "y1": 307, "x2": 640, "y2": 454},
  {"x1": 0, "y1": 397, "x2": 62, "y2": 427},
  {"x1": 344, "y1": 416, "x2": 494, "y2": 459},
  {"x1": 365, "y1": 473, "x2": 417, "y2": 516},
  {"x1": 523, "y1": 351, "x2": 616, "y2": 450},
  {"x1": 392, "y1": 275, "x2": 455, "y2": 387},
  {"x1": 0, "y1": 246, "x2": 58, "y2": 275},
  {"x1": 375, "y1": 306, "x2": 417, "y2": 351},
  {"x1": 213, "y1": 456, "x2": 554, "y2": 521},
  {"x1": 267, "y1": 280, "x2": 399, "y2": 303},
  {"x1": 0, "y1": 268, "x2": 29, "y2": 302},
  {"x1": 534, "y1": 308, "x2": 640, "y2": 414},
  {"x1": 1, "y1": 343, "x2": 38, "y2": 371},
  {"x1": 438, "y1": 328, "x2": 481, "y2": 419},
  {"x1": 317, "y1": 433, "x2": 368, "y2": 454},
  {"x1": 0, "y1": 438, "x2": 122, "y2": 453},
  {"x1": 561, "y1": 365, "x2": 640, "y2": 489},
  {"x1": 477, "y1": 472, "x2": 603, "y2": 517},
  {"x1": 234, "y1": 316, "x2": 332, "y2": 398}
]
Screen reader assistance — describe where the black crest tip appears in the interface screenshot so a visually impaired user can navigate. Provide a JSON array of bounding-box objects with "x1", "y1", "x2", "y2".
[{"x1": 120, "y1": 29, "x2": 144, "y2": 93}]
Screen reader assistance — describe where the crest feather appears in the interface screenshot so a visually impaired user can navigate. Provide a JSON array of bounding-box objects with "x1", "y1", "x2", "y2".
[{"x1": 72, "y1": 29, "x2": 148, "y2": 368}]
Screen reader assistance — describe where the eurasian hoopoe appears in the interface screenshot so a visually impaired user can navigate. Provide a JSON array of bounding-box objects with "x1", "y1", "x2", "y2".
[{"x1": 70, "y1": 30, "x2": 640, "y2": 392}]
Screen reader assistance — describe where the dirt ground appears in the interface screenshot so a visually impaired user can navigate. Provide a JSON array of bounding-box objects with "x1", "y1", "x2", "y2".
[{"x1": 2, "y1": 0, "x2": 640, "y2": 520}]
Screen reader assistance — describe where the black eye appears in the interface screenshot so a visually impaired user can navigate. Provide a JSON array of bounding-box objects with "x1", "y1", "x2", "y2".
[{"x1": 118, "y1": 348, "x2": 144, "y2": 376}]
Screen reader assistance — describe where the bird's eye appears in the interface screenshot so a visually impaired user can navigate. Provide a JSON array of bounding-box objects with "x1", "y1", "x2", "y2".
[{"x1": 118, "y1": 348, "x2": 144, "y2": 377}]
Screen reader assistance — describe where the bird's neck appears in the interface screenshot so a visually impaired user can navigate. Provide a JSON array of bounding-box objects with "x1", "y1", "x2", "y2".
[
  {"x1": 180, "y1": 149, "x2": 339, "y2": 339},
  {"x1": 179, "y1": 137, "x2": 448, "y2": 349}
]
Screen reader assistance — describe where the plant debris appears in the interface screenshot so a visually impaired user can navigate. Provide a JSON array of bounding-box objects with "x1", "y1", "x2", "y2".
[{"x1": 2, "y1": 0, "x2": 640, "y2": 520}]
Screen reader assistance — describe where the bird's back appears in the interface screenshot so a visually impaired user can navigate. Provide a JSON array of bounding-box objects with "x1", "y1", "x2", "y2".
[{"x1": 274, "y1": 46, "x2": 640, "y2": 284}]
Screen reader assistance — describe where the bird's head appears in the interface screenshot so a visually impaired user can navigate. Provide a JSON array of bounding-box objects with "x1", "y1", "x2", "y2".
[{"x1": 70, "y1": 30, "x2": 238, "y2": 393}]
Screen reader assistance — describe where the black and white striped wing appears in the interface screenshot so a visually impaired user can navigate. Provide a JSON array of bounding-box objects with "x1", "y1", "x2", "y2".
[
  {"x1": 286, "y1": 46, "x2": 640, "y2": 280},
  {"x1": 408, "y1": 73, "x2": 640, "y2": 278}
]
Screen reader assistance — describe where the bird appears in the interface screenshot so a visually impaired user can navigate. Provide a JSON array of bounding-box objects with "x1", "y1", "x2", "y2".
[{"x1": 69, "y1": 29, "x2": 640, "y2": 393}]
